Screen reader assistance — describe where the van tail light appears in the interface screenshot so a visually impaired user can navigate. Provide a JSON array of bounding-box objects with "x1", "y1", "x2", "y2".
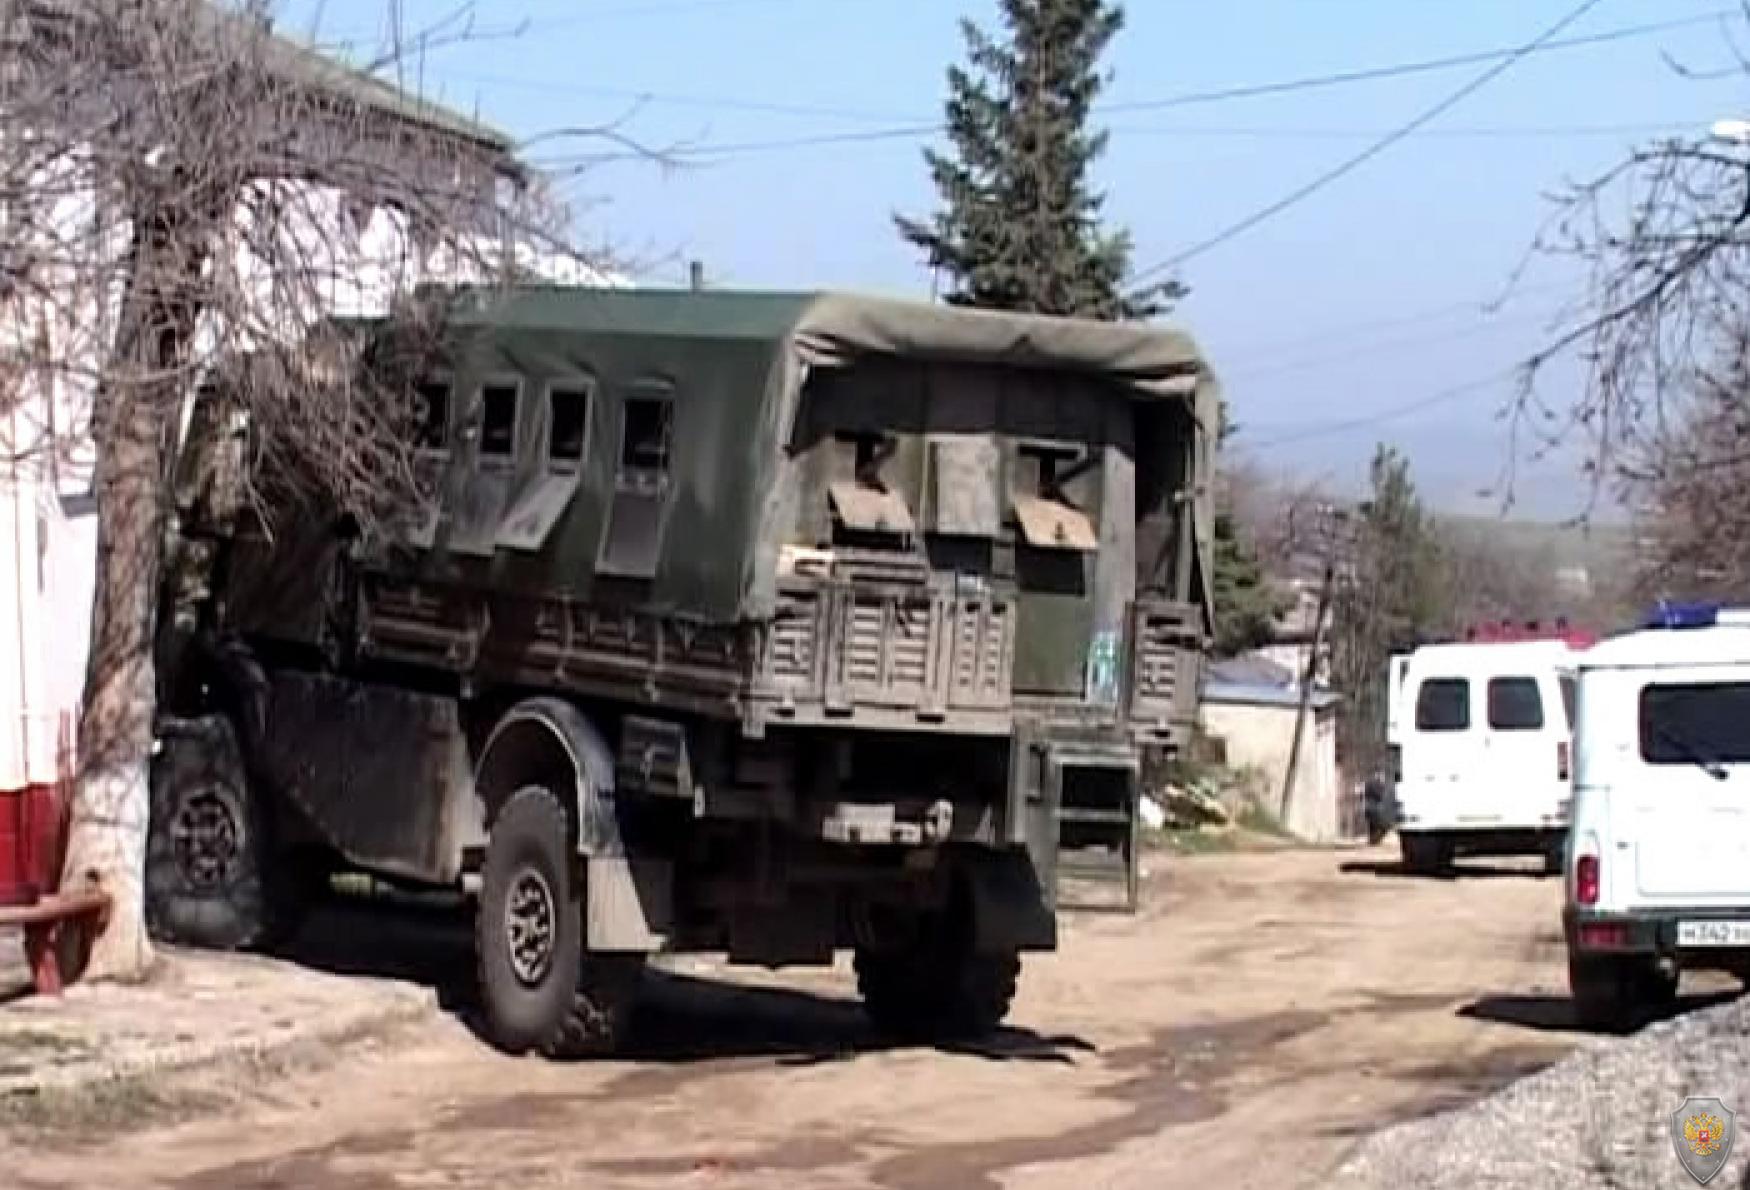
[
  {"x1": 1557, "y1": 740, "x2": 1570, "y2": 782},
  {"x1": 1576, "y1": 854, "x2": 1600, "y2": 906},
  {"x1": 1389, "y1": 744, "x2": 1402, "y2": 784}
]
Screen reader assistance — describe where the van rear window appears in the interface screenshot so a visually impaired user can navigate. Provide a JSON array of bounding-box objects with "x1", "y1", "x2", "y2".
[
  {"x1": 1415, "y1": 678, "x2": 1470, "y2": 732},
  {"x1": 1639, "y1": 682, "x2": 1750, "y2": 766},
  {"x1": 1488, "y1": 677, "x2": 1544, "y2": 731}
]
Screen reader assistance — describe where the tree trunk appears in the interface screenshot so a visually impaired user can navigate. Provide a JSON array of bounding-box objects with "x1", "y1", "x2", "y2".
[
  {"x1": 59, "y1": 202, "x2": 203, "y2": 983},
  {"x1": 59, "y1": 382, "x2": 172, "y2": 980}
]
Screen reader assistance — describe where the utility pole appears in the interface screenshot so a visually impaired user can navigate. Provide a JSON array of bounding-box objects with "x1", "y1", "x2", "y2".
[{"x1": 1280, "y1": 502, "x2": 1350, "y2": 826}]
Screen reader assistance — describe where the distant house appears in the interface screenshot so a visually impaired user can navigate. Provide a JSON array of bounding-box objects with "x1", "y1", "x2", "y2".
[
  {"x1": 0, "y1": 4, "x2": 616, "y2": 801},
  {"x1": 1199, "y1": 656, "x2": 1346, "y2": 843}
]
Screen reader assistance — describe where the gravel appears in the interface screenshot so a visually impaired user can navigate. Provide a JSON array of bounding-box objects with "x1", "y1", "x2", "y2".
[{"x1": 1331, "y1": 994, "x2": 1750, "y2": 1190}]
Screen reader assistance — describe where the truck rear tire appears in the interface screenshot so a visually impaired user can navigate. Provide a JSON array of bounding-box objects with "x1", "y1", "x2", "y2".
[
  {"x1": 855, "y1": 892, "x2": 1020, "y2": 1041},
  {"x1": 475, "y1": 786, "x2": 585, "y2": 1055},
  {"x1": 146, "y1": 715, "x2": 287, "y2": 950},
  {"x1": 856, "y1": 946, "x2": 1020, "y2": 1040}
]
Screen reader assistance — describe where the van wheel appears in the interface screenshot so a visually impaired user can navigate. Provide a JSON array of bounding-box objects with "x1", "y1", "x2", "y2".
[
  {"x1": 1400, "y1": 833, "x2": 1450, "y2": 876},
  {"x1": 1542, "y1": 839, "x2": 1566, "y2": 877},
  {"x1": 475, "y1": 786, "x2": 583, "y2": 1055},
  {"x1": 1569, "y1": 955, "x2": 1675, "y2": 1033}
]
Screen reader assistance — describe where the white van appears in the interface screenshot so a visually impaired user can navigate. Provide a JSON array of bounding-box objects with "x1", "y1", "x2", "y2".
[
  {"x1": 1564, "y1": 603, "x2": 1750, "y2": 1029},
  {"x1": 1390, "y1": 637, "x2": 1582, "y2": 875}
]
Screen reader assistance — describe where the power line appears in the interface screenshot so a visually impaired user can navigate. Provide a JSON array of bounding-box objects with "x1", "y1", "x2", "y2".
[
  {"x1": 1242, "y1": 372, "x2": 1514, "y2": 449},
  {"x1": 1106, "y1": 120, "x2": 1694, "y2": 141},
  {"x1": 530, "y1": 119, "x2": 1696, "y2": 170},
  {"x1": 1125, "y1": 0, "x2": 1612, "y2": 288},
  {"x1": 1104, "y1": 7, "x2": 1731, "y2": 116},
  {"x1": 431, "y1": 6, "x2": 1730, "y2": 153},
  {"x1": 1226, "y1": 313, "x2": 1555, "y2": 384},
  {"x1": 1235, "y1": 279, "x2": 1574, "y2": 361}
]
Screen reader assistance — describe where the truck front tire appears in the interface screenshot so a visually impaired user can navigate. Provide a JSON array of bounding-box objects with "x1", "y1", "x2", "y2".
[
  {"x1": 474, "y1": 785, "x2": 640, "y2": 1057},
  {"x1": 476, "y1": 786, "x2": 584, "y2": 1054}
]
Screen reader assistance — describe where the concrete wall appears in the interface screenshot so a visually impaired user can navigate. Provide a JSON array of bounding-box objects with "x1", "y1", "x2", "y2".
[{"x1": 1201, "y1": 698, "x2": 1344, "y2": 843}]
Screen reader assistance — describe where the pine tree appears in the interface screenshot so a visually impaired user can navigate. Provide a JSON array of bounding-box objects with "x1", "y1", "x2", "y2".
[
  {"x1": 1330, "y1": 445, "x2": 1447, "y2": 778},
  {"x1": 896, "y1": 0, "x2": 1181, "y2": 320}
]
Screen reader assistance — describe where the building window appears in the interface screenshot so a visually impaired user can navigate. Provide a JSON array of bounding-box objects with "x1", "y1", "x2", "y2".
[{"x1": 479, "y1": 383, "x2": 519, "y2": 461}]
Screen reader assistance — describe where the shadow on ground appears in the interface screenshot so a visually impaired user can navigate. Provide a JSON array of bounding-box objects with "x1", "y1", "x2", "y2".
[
  {"x1": 1339, "y1": 859, "x2": 1553, "y2": 882},
  {"x1": 1458, "y1": 986, "x2": 1744, "y2": 1036},
  {"x1": 273, "y1": 894, "x2": 1095, "y2": 1067}
]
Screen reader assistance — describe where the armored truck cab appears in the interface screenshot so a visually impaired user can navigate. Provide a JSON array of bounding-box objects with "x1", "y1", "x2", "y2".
[{"x1": 150, "y1": 287, "x2": 1218, "y2": 1055}]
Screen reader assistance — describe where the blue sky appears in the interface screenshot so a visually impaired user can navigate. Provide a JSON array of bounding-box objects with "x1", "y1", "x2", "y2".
[{"x1": 285, "y1": 0, "x2": 1750, "y2": 521}]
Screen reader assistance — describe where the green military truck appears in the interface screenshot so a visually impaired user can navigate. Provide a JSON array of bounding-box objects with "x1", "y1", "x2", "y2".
[{"x1": 147, "y1": 287, "x2": 1218, "y2": 1055}]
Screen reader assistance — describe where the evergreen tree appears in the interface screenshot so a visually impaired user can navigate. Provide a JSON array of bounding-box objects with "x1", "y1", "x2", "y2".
[
  {"x1": 896, "y1": 0, "x2": 1181, "y2": 320},
  {"x1": 1210, "y1": 510, "x2": 1290, "y2": 658},
  {"x1": 1330, "y1": 445, "x2": 1447, "y2": 778}
]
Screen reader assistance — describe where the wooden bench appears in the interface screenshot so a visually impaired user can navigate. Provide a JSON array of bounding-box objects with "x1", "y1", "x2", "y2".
[{"x1": 0, "y1": 887, "x2": 111, "y2": 995}]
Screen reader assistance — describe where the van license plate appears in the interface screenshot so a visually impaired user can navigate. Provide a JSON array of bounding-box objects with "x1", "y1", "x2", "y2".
[{"x1": 1678, "y1": 920, "x2": 1750, "y2": 947}]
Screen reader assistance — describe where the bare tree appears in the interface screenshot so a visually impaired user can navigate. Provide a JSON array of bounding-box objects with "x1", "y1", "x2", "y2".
[
  {"x1": 0, "y1": 0, "x2": 604, "y2": 979},
  {"x1": 1618, "y1": 326, "x2": 1750, "y2": 598},
  {"x1": 1515, "y1": 4, "x2": 1750, "y2": 566}
]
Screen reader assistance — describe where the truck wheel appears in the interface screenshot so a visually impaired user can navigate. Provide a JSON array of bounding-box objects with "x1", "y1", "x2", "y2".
[
  {"x1": 547, "y1": 955, "x2": 644, "y2": 1058},
  {"x1": 856, "y1": 945, "x2": 1020, "y2": 1040},
  {"x1": 475, "y1": 786, "x2": 585, "y2": 1055},
  {"x1": 854, "y1": 895, "x2": 1020, "y2": 1041},
  {"x1": 1569, "y1": 955, "x2": 1673, "y2": 1032},
  {"x1": 146, "y1": 715, "x2": 279, "y2": 950},
  {"x1": 1399, "y1": 833, "x2": 1450, "y2": 876}
]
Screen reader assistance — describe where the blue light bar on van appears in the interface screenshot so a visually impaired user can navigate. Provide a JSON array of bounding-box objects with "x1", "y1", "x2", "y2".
[
  {"x1": 1642, "y1": 601, "x2": 1750, "y2": 628},
  {"x1": 1645, "y1": 600, "x2": 1720, "y2": 629}
]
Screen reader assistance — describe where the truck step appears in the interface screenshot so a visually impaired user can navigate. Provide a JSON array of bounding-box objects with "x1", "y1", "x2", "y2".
[{"x1": 1054, "y1": 807, "x2": 1132, "y2": 826}]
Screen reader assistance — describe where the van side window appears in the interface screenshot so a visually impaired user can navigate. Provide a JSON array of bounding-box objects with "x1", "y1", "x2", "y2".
[
  {"x1": 1488, "y1": 677, "x2": 1545, "y2": 731},
  {"x1": 1415, "y1": 678, "x2": 1469, "y2": 732},
  {"x1": 1639, "y1": 682, "x2": 1750, "y2": 766}
]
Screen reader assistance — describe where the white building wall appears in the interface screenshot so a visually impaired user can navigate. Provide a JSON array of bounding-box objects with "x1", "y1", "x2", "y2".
[
  {"x1": 0, "y1": 160, "x2": 617, "y2": 793},
  {"x1": 1200, "y1": 699, "x2": 1344, "y2": 843}
]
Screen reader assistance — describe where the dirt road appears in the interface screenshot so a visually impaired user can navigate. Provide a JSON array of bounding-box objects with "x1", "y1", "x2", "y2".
[{"x1": 11, "y1": 843, "x2": 1729, "y2": 1190}]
